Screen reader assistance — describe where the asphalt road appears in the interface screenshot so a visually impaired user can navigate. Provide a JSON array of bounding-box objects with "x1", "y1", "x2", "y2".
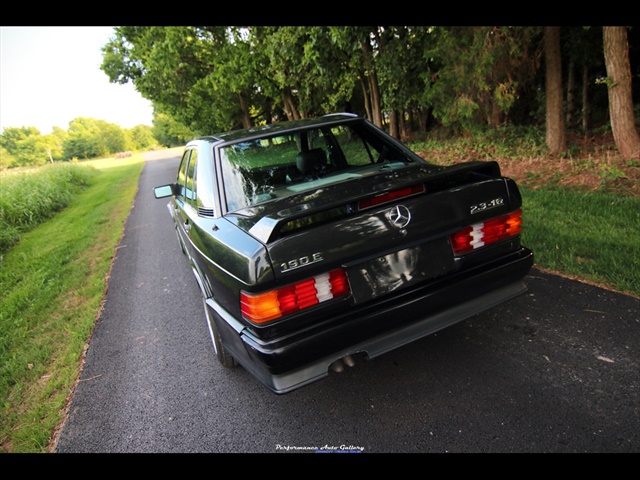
[{"x1": 54, "y1": 150, "x2": 640, "y2": 454}]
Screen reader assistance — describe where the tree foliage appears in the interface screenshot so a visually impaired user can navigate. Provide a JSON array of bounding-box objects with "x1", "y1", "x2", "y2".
[
  {"x1": 128, "y1": 125, "x2": 157, "y2": 150},
  {"x1": 0, "y1": 127, "x2": 49, "y2": 167},
  {"x1": 63, "y1": 118, "x2": 124, "y2": 159},
  {"x1": 100, "y1": 26, "x2": 564, "y2": 138},
  {"x1": 1, "y1": 120, "x2": 158, "y2": 168},
  {"x1": 423, "y1": 27, "x2": 542, "y2": 132},
  {"x1": 3, "y1": 26, "x2": 638, "y2": 169},
  {"x1": 151, "y1": 112, "x2": 195, "y2": 147}
]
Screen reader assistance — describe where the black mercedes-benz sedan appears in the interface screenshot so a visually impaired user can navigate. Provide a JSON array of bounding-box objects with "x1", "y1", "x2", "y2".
[{"x1": 154, "y1": 113, "x2": 534, "y2": 394}]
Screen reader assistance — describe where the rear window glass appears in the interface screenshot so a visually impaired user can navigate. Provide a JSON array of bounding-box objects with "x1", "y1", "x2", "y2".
[{"x1": 219, "y1": 123, "x2": 418, "y2": 212}]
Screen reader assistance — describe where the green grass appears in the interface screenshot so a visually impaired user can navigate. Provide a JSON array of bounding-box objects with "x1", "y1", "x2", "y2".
[
  {"x1": 408, "y1": 129, "x2": 640, "y2": 298},
  {"x1": 521, "y1": 187, "x2": 640, "y2": 296},
  {"x1": 0, "y1": 163, "x2": 98, "y2": 253},
  {"x1": 408, "y1": 125, "x2": 548, "y2": 163},
  {"x1": 0, "y1": 156, "x2": 144, "y2": 453}
]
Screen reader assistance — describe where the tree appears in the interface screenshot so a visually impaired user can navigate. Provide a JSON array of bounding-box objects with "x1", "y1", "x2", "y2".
[
  {"x1": 373, "y1": 27, "x2": 431, "y2": 139},
  {"x1": 423, "y1": 27, "x2": 541, "y2": 133},
  {"x1": 358, "y1": 27, "x2": 384, "y2": 128},
  {"x1": 128, "y1": 125, "x2": 157, "y2": 150},
  {"x1": 0, "y1": 126, "x2": 49, "y2": 166},
  {"x1": 324, "y1": 26, "x2": 395, "y2": 128},
  {"x1": 603, "y1": 26, "x2": 640, "y2": 160},
  {"x1": 44, "y1": 127, "x2": 67, "y2": 162},
  {"x1": 0, "y1": 145, "x2": 16, "y2": 169},
  {"x1": 545, "y1": 26, "x2": 567, "y2": 155},
  {"x1": 561, "y1": 27, "x2": 605, "y2": 134},
  {"x1": 63, "y1": 118, "x2": 126, "y2": 159},
  {"x1": 96, "y1": 25, "x2": 636, "y2": 147},
  {"x1": 151, "y1": 112, "x2": 195, "y2": 147},
  {"x1": 247, "y1": 27, "x2": 306, "y2": 121},
  {"x1": 103, "y1": 122, "x2": 128, "y2": 153},
  {"x1": 102, "y1": 26, "x2": 255, "y2": 134}
]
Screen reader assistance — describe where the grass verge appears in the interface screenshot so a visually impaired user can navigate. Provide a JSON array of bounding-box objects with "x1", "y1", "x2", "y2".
[
  {"x1": 0, "y1": 163, "x2": 98, "y2": 253},
  {"x1": 0, "y1": 156, "x2": 144, "y2": 453},
  {"x1": 521, "y1": 187, "x2": 640, "y2": 297},
  {"x1": 410, "y1": 129, "x2": 640, "y2": 298}
]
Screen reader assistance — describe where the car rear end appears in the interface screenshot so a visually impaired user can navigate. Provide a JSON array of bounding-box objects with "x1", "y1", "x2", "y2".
[{"x1": 215, "y1": 116, "x2": 533, "y2": 393}]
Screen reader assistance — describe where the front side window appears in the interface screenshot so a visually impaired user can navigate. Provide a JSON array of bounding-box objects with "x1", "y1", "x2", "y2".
[{"x1": 219, "y1": 123, "x2": 418, "y2": 212}]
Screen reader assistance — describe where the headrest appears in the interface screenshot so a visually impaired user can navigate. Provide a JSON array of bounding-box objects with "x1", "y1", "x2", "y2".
[{"x1": 296, "y1": 148, "x2": 326, "y2": 174}]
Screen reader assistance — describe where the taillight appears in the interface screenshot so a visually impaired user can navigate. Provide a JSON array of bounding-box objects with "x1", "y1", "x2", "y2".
[
  {"x1": 358, "y1": 184, "x2": 425, "y2": 210},
  {"x1": 450, "y1": 209, "x2": 523, "y2": 255},
  {"x1": 240, "y1": 269, "x2": 350, "y2": 324}
]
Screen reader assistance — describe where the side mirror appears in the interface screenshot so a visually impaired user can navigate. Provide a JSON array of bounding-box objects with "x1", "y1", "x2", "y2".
[{"x1": 154, "y1": 184, "x2": 175, "y2": 199}]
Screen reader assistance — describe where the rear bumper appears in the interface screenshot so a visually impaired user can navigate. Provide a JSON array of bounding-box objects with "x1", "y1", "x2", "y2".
[{"x1": 215, "y1": 247, "x2": 534, "y2": 394}]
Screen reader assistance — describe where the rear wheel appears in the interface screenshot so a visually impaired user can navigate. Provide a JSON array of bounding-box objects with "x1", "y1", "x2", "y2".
[{"x1": 203, "y1": 296, "x2": 237, "y2": 368}]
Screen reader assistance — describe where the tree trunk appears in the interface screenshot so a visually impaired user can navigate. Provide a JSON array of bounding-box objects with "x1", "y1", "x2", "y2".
[
  {"x1": 603, "y1": 26, "x2": 640, "y2": 160},
  {"x1": 389, "y1": 111, "x2": 399, "y2": 139},
  {"x1": 582, "y1": 64, "x2": 590, "y2": 135},
  {"x1": 239, "y1": 90, "x2": 252, "y2": 129},
  {"x1": 491, "y1": 102, "x2": 503, "y2": 128},
  {"x1": 360, "y1": 75, "x2": 372, "y2": 121},
  {"x1": 566, "y1": 60, "x2": 575, "y2": 128},
  {"x1": 367, "y1": 71, "x2": 383, "y2": 128},
  {"x1": 417, "y1": 108, "x2": 430, "y2": 133},
  {"x1": 400, "y1": 111, "x2": 409, "y2": 140},
  {"x1": 360, "y1": 38, "x2": 383, "y2": 127},
  {"x1": 282, "y1": 88, "x2": 300, "y2": 121},
  {"x1": 545, "y1": 26, "x2": 567, "y2": 155},
  {"x1": 406, "y1": 109, "x2": 415, "y2": 138}
]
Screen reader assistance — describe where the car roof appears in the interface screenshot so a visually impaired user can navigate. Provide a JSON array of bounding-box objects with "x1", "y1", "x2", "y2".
[{"x1": 189, "y1": 113, "x2": 363, "y2": 146}]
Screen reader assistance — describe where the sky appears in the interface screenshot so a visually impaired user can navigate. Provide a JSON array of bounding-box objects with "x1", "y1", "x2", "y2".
[{"x1": 0, "y1": 26, "x2": 154, "y2": 135}]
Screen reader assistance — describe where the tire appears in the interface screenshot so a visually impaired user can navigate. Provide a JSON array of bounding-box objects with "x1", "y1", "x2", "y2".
[{"x1": 203, "y1": 296, "x2": 237, "y2": 368}]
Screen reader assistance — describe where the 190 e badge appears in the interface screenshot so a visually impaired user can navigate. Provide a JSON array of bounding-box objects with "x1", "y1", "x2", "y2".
[{"x1": 280, "y1": 252, "x2": 324, "y2": 273}]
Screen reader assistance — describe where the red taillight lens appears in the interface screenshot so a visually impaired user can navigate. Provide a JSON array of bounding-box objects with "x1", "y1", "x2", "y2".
[
  {"x1": 450, "y1": 209, "x2": 523, "y2": 255},
  {"x1": 359, "y1": 184, "x2": 425, "y2": 210},
  {"x1": 240, "y1": 269, "x2": 350, "y2": 324}
]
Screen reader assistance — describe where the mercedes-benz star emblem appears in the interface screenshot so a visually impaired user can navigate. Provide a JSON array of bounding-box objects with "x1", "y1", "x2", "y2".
[{"x1": 387, "y1": 205, "x2": 411, "y2": 228}]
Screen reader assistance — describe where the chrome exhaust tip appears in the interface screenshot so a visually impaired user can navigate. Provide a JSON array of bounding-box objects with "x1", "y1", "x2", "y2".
[
  {"x1": 330, "y1": 360, "x2": 344, "y2": 373},
  {"x1": 343, "y1": 355, "x2": 356, "y2": 367},
  {"x1": 330, "y1": 355, "x2": 356, "y2": 373}
]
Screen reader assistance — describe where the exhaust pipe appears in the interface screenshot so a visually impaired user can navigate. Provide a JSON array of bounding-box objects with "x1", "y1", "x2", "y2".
[
  {"x1": 330, "y1": 355, "x2": 356, "y2": 373},
  {"x1": 343, "y1": 355, "x2": 356, "y2": 367}
]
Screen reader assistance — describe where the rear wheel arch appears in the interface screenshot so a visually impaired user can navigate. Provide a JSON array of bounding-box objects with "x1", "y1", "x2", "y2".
[{"x1": 191, "y1": 262, "x2": 237, "y2": 368}]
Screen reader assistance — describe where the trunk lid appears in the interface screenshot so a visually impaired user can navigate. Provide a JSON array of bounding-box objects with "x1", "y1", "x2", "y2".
[{"x1": 225, "y1": 161, "x2": 522, "y2": 302}]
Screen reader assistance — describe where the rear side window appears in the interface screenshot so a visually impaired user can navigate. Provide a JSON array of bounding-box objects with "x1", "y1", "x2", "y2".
[
  {"x1": 185, "y1": 150, "x2": 198, "y2": 207},
  {"x1": 176, "y1": 151, "x2": 190, "y2": 201}
]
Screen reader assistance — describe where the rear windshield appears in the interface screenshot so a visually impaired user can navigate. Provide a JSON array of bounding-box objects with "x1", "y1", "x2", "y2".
[{"x1": 219, "y1": 122, "x2": 419, "y2": 212}]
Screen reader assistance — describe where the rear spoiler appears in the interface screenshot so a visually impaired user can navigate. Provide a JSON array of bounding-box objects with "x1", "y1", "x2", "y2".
[{"x1": 247, "y1": 161, "x2": 502, "y2": 244}]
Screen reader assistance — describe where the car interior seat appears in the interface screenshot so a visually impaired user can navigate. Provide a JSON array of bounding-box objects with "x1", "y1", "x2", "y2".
[{"x1": 296, "y1": 148, "x2": 327, "y2": 176}]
